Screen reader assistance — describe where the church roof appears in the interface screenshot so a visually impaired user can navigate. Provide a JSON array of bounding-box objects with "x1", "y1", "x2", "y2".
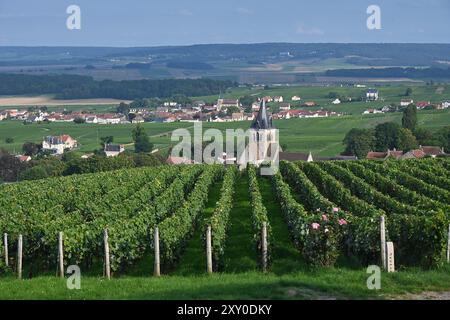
[{"x1": 251, "y1": 100, "x2": 273, "y2": 130}]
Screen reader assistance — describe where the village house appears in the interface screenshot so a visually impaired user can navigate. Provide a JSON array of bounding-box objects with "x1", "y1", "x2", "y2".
[
  {"x1": 42, "y1": 135, "x2": 78, "y2": 155},
  {"x1": 131, "y1": 115, "x2": 145, "y2": 124},
  {"x1": 85, "y1": 115, "x2": 98, "y2": 124},
  {"x1": 366, "y1": 146, "x2": 446, "y2": 160},
  {"x1": 291, "y1": 96, "x2": 301, "y2": 101},
  {"x1": 129, "y1": 108, "x2": 147, "y2": 114},
  {"x1": 273, "y1": 96, "x2": 284, "y2": 103},
  {"x1": 303, "y1": 101, "x2": 316, "y2": 107},
  {"x1": 332, "y1": 98, "x2": 341, "y2": 105},
  {"x1": 16, "y1": 155, "x2": 32, "y2": 162},
  {"x1": 366, "y1": 89, "x2": 379, "y2": 101},
  {"x1": 163, "y1": 101, "x2": 178, "y2": 107},
  {"x1": 366, "y1": 149, "x2": 404, "y2": 160},
  {"x1": 202, "y1": 105, "x2": 216, "y2": 112},
  {"x1": 216, "y1": 98, "x2": 240, "y2": 111},
  {"x1": 251, "y1": 102, "x2": 261, "y2": 112},
  {"x1": 279, "y1": 151, "x2": 314, "y2": 162},
  {"x1": 440, "y1": 101, "x2": 450, "y2": 109},
  {"x1": 400, "y1": 99, "x2": 414, "y2": 107},
  {"x1": 231, "y1": 112, "x2": 244, "y2": 121},
  {"x1": 166, "y1": 156, "x2": 194, "y2": 165},
  {"x1": 279, "y1": 103, "x2": 291, "y2": 111},
  {"x1": 6, "y1": 109, "x2": 28, "y2": 120},
  {"x1": 97, "y1": 114, "x2": 124, "y2": 125},
  {"x1": 104, "y1": 144, "x2": 125, "y2": 157},
  {"x1": 416, "y1": 101, "x2": 431, "y2": 110},
  {"x1": 363, "y1": 108, "x2": 384, "y2": 115},
  {"x1": 0, "y1": 111, "x2": 8, "y2": 121}
]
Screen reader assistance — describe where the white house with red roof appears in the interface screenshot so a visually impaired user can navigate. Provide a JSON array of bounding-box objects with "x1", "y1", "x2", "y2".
[{"x1": 42, "y1": 135, "x2": 78, "y2": 155}]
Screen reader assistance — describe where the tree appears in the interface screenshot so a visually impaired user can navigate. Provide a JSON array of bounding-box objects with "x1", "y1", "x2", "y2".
[
  {"x1": 128, "y1": 113, "x2": 137, "y2": 122},
  {"x1": 343, "y1": 128, "x2": 375, "y2": 158},
  {"x1": 73, "y1": 117, "x2": 86, "y2": 124},
  {"x1": 19, "y1": 166, "x2": 49, "y2": 181},
  {"x1": 0, "y1": 149, "x2": 23, "y2": 182},
  {"x1": 402, "y1": 104, "x2": 417, "y2": 131},
  {"x1": 328, "y1": 92, "x2": 339, "y2": 99},
  {"x1": 226, "y1": 106, "x2": 241, "y2": 116},
  {"x1": 100, "y1": 136, "x2": 114, "y2": 148},
  {"x1": 22, "y1": 142, "x2": 42, "y2": 156},
  {"x1": 117, "y1": 102, "x2": 130, "y2": 115},
  {"x1": 5, "y1": 137, "x2": 13, "y2": 144},
  {"x1": 239, "y1": 95, "x2": 254, "y2": 107},
  {"x1": 413, "y1": 128, "x2": 440, "y2": 146},
  {"x1": 405, "y1": 87, "x2": 413, "y2": 96},
  {"x1": 375, "y1": 122, "x2": 401, "y2": 151},
  {"x1": 132, "y1": 125, "x2": 153, "y2": 153},
  {"x1": 434, "y1": 126, "x2": 450, "y2": 153},
  {"x1": 398, "y1": 128, "x2": 418, "y2": 151}
]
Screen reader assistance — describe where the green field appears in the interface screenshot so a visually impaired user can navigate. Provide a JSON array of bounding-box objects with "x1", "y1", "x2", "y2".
[
  {"x1": 1, "y1": 109, "x2": 449, "y2": 156},
  {"x1": 195, "y1": 83, "x2": 450, "y2": 114}
]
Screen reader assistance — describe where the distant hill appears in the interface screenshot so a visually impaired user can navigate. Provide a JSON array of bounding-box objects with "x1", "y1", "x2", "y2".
[{"x1": 0, "y1": 43, "x2": 449, "y2": 83}]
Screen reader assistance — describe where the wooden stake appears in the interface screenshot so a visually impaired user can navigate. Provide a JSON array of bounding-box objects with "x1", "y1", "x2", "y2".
[
  {"x1": 58, "y1": 232, "x2": 64, "y2": 278},
  {"x1": 380, "y1": 216, "x2": 386, "y2": 270},
  {"x1": 17, "y1": 235, "x2": 23, "y2": 280},
  {"x1": 154, "y1": 227, "x2": 160, "y2": 277},
  {"x1": 3, "y1": 233, "x2": 8, "y2": 267},
  {"x1": 447, "y1": 224, "x2": 450, "y2": 263},
  {"x1": 206, "y1": 225, "x2": 213, "y2": 274},
  {"x1": 262, "y1": 222, "x2": 268, "y2": 273},
  {"x1": 103, "y1": 229, "x2": 111, "y2": 280}
]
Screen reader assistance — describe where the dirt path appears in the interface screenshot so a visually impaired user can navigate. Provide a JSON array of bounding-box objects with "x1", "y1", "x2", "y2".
[{"x1": 394, "y1": 291, "x2": 450, "y2": 300}]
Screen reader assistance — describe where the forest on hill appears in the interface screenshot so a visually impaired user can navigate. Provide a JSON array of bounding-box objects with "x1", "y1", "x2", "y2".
[{"x1": 0, "y1": 74, "x2": 235, "y2": 99}]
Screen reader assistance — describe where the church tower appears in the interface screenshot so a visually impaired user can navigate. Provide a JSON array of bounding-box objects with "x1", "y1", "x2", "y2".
[{"x1": 247, "y1": 99, "x2": 278, "y2": 165}]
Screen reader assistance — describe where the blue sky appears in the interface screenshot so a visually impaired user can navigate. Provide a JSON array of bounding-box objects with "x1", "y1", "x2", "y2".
[{"x1": 0, "y1": 0, "x2": 449, "y2": 46}]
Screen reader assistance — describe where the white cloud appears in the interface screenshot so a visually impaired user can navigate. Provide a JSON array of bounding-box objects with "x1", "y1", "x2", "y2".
[
  {"x1": 236, "y1": 8, "x2": 253, "y2": 16},
  {"x1": 178, "y1": 9, "x2": 193, "y2": 16},
  {"x1": 296, "y1": 24, "x2": 324, "y2": 36}
]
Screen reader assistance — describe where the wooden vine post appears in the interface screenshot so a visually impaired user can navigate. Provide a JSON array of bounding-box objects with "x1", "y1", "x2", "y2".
[
  {"x1": 58, "y1": 232, "x2": 64, "y2": 278},
  {"x1": 262, "y1": 222, "x2": 268, "y2": 273},
  {"x1": 103, "y1": 229, "x2": 111, "y2": 280},
  {"x1": 447, "y1": 224, "x2": 450, "y2": 263},
  {"x1": 380, "y1": 216, "x2": 386, "y2": 270},
  {"x1": 154, "y1": 227, "x2": 160, "y2": 277},
  {"x1": 17, "y1": 235, "x2": 23, "y2": 280},
  {"x1": 206, "y1": 225, "x2": 213, "y2": 274},
  {"x1": 3, "y1": 233, "x2": 8, "y2": 267}
]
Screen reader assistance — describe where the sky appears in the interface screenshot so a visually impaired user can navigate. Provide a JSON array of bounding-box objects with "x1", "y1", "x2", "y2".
[{"x1": 0, "y1": 0, "x2": 449, "y2": 46}]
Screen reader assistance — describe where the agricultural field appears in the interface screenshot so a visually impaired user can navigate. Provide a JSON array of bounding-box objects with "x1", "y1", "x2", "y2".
[
  {"x1": 0, "y1": 158, "x2": 450, "y2": 299},
  {"x1": 0, "y1": 109, "x2": 449, "y2": 157},
  {"x1": 196, "y1": 83, "x2": 450, "y2": 114}
]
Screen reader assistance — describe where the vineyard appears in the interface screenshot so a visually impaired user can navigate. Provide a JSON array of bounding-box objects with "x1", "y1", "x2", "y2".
[{"x1": 0, "y1": 158, "x2": 450, "y2": 298}]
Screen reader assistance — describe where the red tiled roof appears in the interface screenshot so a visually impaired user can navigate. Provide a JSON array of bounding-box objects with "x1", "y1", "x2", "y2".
[
  {"x1": 421, "y1": 146, "x2": 443, "y2": 156},
  {"x1": 366, "y1": 151, "x2": 387, "y2": 159}
]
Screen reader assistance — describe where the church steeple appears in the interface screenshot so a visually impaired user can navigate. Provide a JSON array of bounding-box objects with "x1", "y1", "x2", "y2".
[{"x1": 251, "y1": 99, "x2": 273, "y2": 130}]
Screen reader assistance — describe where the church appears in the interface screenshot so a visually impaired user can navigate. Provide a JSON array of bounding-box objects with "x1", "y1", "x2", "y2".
[{"x1": 238, "y1": 100, "x2": 280, "y2": 168}]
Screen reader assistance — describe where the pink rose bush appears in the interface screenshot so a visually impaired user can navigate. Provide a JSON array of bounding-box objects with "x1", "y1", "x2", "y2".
[{"x1": 302, "y1": 208, "x2": 349, "y2": 267}]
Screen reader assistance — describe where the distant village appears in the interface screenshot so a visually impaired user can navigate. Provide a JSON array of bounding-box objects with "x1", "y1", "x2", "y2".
[
  {"x1": 0, "y1": 95, "x2": 345, "y2": 126},
  {"x1": 1, "y1": 89, "x2": 448, "y2": 125},
  {"x1": 361, "y1": 89, "x2": 449, "y2": 115}
]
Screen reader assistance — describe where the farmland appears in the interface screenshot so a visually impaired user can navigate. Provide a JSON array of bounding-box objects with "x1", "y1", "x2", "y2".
[
  {"x1": 1, "y1": 109, "x2": 449, "y2": 157},
  {"x1": 0, "y1": 158, "x2": 450, "y2": 299}
]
